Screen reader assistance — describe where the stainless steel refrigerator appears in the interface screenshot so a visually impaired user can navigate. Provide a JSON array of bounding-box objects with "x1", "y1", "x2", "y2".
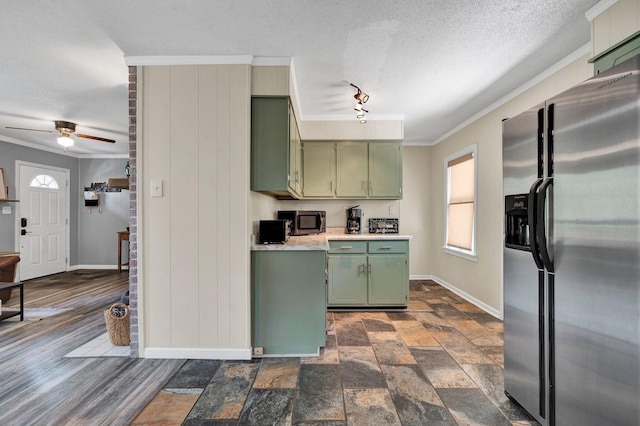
[{"x1": 502, "y1": 56, "x2": 639, "y2": 426}]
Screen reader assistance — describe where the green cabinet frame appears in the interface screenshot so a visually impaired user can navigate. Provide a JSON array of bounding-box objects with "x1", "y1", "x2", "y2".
[
  {"x1": 302, "y1": 140, "x2": 403, "y2": 200},
  {"x1": 251, "y1": 96, "x2": 302, "y2": 199}
]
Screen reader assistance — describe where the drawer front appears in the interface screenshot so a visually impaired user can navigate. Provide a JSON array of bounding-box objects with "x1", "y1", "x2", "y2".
[
  {"x1": 328, "y1": 241, "x2": 368, "y2": 254},
  {"x1": 368, "y1": 240, "x2": 408, "y2": 254}
]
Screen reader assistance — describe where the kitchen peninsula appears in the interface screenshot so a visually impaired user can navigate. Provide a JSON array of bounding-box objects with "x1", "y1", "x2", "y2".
[{"x1": 251, "y1": 228, "x2": 412, "y2": 356}]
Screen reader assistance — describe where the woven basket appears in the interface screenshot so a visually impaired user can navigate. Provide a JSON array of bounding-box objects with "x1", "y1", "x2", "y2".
[{"x1": 104, "y1": 302, "x2": 130, "y2": 346}]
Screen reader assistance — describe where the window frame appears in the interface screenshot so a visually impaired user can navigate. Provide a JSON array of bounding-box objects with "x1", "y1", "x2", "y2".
[{"x1": 442, "y1": 144, "x2": 478, "y2": 262}]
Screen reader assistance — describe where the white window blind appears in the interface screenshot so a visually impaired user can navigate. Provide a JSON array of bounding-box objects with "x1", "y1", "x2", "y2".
[{"x1": 446, "y1": 150, "x2": 475, "y2": 253}]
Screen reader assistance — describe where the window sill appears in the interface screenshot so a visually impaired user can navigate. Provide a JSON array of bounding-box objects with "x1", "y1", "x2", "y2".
[{"x1": 442, "y1": 246, "x2": 477, "y2": 262}]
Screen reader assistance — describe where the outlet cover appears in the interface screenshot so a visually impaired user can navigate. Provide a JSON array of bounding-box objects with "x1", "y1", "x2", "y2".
[
  {"x1": 253, "y1": 347, "x2": 264, "y2": 356},
  {"x1": 1, "y1": 205, "x2": 11, "y2": 215}
]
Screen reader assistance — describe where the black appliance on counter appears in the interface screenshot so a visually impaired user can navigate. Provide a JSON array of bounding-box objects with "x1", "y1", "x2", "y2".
[
  {"x1": 258, "y1": 219, "x2": 290, "y2": 244},
  {"x1": 368, "y1": 218, "x2": 399, "y2": 234},
  {"x1": 346, "y1": 205, "x2": 362, "y2": 234},
  {"x1": 277, "y1": 210, "x2": 326, "y2": 235}
]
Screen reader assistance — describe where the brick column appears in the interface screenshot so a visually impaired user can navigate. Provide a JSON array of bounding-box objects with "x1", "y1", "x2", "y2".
[{"x1": 128, "y1": 66, "x2": 139, "y2": 357}]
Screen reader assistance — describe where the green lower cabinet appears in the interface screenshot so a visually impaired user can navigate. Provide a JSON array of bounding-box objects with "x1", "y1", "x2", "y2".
[
  {"x1": 368, "y1": 255, "x2": 408, "y2": 305},
  {"x1": 327, "y1": 240, "x2": 409, "y2": 307},
  {"x1": 327, "y1": 255, "x2": 367, "y2": 305},
  {"x1": 252, "y1": 250, "x2": 326, "y2": 355}
]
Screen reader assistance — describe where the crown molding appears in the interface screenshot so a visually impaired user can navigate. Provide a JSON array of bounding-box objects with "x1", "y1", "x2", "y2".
[
  {"x1": 124, "y1": 55, "x2": 254, "y2": 66},
  {"x1": 585, "y1": 0, "x2": 619, "y2": 22},
  {"x1": 432, "y1": 42, "x2": 591, "y2": 146},
  {"x1": 124, "y1": 55, "x2": 292, "y2": 67}
]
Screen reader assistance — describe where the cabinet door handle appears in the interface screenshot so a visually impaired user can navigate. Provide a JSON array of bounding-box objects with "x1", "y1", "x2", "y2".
[
  {"x1": 340, "y1": 245, "x2": 353, "y2": 249},
  {"x1": 330, "y1": 181, "x2": 333, "y2": 192},
  {"x1": 368, "y1": 264, "x2": 372, "y2": 274},
  {"x1": 360, "y1": 264, "x2": 365, "y2": 275},
  {"x1": 369, "y1": 180, "x2": 372, "y2": 196},
  {"x1": 379, "y1": 246, "x2": 392, "y2": 250}
]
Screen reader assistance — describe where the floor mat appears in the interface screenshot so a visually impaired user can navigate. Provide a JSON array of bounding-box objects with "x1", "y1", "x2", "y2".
[{"x1": 64, "y1": 332, "x2": 130, "y2": 357}]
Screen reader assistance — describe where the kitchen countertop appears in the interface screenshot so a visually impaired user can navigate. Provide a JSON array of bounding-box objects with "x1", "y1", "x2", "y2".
[{"x1": 251, "y1": 227, "x2": 412, "y2": 251}]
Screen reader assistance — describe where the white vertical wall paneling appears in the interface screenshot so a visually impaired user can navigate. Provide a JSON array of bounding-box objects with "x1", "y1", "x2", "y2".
[
  {"x1": 143, "y1": 64, "x2": 251, "y2": 356},
  {"x1": 170, "y1": 65, "x2": 200, "y2": 348},
  {"x1": 198, "y1": 65, "x2": 220, "y2": 348},
  {"x1": 144, "y1": 66, "x2": 172, "y2": 347},
  {"x1": 251, "y1": 66, "x2": 290, "y2": 96},
  {"x1": 228, "y1": 65, "x2": 251, "y2": 349},
  {"x1": 215, "y1": 66, "x2": 232, "y2": 347}
]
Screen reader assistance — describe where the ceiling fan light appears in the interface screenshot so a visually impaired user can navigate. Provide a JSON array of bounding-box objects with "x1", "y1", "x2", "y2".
[
  {"x1": 57, "y1": 134, "x2": 74, "y2": 148},
  {"x1": 356, "y1": 111, "x2": 365, "y2": 119},
  {"x1": 359, "y1": 117, "x2": 367, "y2": 124}
]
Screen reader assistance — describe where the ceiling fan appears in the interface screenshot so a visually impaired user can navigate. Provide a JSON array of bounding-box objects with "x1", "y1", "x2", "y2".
[{"x1": 5, "y1": 120, "x2": 116, "y2": 148}]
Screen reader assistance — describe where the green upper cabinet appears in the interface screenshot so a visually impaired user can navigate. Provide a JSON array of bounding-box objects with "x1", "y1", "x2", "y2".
[
  {"x1": 589, "y1": 31, "x2": 640, "y2": 75},
  {"x1": 302, "y1": 140, "x2": 403, "y2": 199},
  {"x1": 336, "y1": 142, "x2": 368, "y2": 198},
  {"x1": 369, "y1": 142, "x2": 403, "y2": 198},
  {"x1": 251, "y1": 96, "x2": 302, "y2": 199},
  {"x1": 302, "y1": 142, "x2": 336, "y2": 197}
]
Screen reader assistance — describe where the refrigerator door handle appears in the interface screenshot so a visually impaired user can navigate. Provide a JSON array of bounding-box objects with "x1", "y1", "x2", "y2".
[
  {"x1": 536, "y1": 177, "x2": 554, "y2": 273},
  {"x1": 528, "y1": 178, "x2": 544, "y2": 269}
]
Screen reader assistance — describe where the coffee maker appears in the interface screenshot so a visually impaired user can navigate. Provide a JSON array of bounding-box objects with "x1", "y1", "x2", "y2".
[{"x1": 346, "y1": 205, "x2": 363, "y2": 234}]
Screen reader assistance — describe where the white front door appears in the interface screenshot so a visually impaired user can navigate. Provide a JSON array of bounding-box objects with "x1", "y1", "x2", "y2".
[{"x1": 17, "y1": 163, "x2": 69, "y2": 280}]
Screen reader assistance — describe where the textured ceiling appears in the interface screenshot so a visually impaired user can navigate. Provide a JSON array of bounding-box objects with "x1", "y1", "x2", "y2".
[{"x1": 0, "y1": 0, "x2": 599, "y2": 155}]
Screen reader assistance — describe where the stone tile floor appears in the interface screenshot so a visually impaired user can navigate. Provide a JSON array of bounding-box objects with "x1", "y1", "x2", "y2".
[{"x1": 132, "y1": 280, "x2": 538, "y2": 425}]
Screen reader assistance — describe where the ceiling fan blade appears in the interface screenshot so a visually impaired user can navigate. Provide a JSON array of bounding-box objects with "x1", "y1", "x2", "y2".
[
  {"x1": 76, "y1": 133, "x2": 116, "y2": 143},
  {"x1": 5, "y1": 126, "x2": 54, "y2": 133}
]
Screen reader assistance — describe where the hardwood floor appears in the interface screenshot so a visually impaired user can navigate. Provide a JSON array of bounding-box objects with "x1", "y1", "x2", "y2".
[
  {"x1": 1, "y1": 272, "x2": 536, "y2": 425},
  {"x1": 0, "y1": 270, "x2": 184, "y2": 426}
]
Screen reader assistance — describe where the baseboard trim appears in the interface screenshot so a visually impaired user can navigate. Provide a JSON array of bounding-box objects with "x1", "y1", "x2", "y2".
[
  {"x1": 410, "y1": 274, "x2": 502, "y2": 320},
  {"x1": 69, "y1": 265, "x2": 126, "y2": 271},
  {"x1": 144, "y1": 347, "x2": 252, "y2": 360}
]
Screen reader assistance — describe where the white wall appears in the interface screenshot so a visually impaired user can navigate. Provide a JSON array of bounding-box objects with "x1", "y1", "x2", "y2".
[
  {"x1": 424, "y1": 0, "x2": 639, "y2": 316},
  {"x1": 591, "y1": 0, "x2": 640, "y2": 57},
  {"x1": 429, "y1": 55, "x2": 592, "y2": 315},
  {"x1": 141, "y1": 64, "x2": 251, "y2": 359}
]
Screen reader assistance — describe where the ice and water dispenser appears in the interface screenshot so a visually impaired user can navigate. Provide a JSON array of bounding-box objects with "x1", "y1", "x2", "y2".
[{"x1": 505, "y1": 194, "x2": 530, "y2": 250}]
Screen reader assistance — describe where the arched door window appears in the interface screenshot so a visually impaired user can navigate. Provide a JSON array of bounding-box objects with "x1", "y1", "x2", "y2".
[{"x1": 30, "y1": 174, "x2": 60, "y2": 189}]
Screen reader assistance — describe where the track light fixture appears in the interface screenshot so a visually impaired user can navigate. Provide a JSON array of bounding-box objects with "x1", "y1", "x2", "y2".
[
  {"x1": 350, "y1": 83, "x2": 370, "y2": 124},
  {"x1": 350, "y1": 83, "x2": 369, "y2": 104}
]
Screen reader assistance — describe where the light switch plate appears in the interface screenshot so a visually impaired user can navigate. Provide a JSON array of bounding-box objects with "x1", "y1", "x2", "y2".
[
  {"x1": 2, "y1": 205, "x2": 11, "y2": 215},
  {"x1": 150, "y1": 179, "x2": 163, "y2": 197}
]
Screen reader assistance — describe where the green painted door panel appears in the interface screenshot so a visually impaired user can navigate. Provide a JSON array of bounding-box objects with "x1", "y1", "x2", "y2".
[
  {"x1": 327, "y1": 255, "x2": 367, "y2": 305},
  {"x1": 336, "y1": 142, "x2": 368, "y2": 198},
  {"x1": 303, "y1": 142, "x2": 336, "y2": 197},
  {"x1": 367, "y1": 254, "x2": 408, "y2": 306},
  {"x1": 252, "y1": 250, "x2": 326, "y2": 354},
  {"x1": 288, "y1": 105, "x2": 303, "y2": 197},
  {"x1": 251, "y1": 97, "x2": 290, "y2": 192},
  {"x1": 369, "y1": 142, "x2": 402, "y2": 198}
]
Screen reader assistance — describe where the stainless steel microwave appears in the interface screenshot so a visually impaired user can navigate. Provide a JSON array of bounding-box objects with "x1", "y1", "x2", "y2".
[{"x1": 277, "y1": 210, "x2": 326, "y2": 235}]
